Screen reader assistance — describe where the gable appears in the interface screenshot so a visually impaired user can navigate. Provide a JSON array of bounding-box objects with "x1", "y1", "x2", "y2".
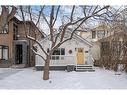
[{"x1": 38, "y1": 31, "x2": 93, "y2": 47}]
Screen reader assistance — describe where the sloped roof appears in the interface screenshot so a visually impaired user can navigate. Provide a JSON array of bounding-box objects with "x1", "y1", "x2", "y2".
[
  {"x1": 39, "y1": 30, "x2": 93, "y2": 47},
  {"x1": 98, "y1": 31, "x2": 127, "y2": 42},
  {"x1": 91, "y1": 24, "x2": 110, "y2": 32}
]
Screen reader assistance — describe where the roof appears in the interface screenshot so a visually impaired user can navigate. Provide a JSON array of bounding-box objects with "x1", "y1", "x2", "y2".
[
  {"x1": 91, "y1": 24, "x2": 110, "y2": 32},
  {"x1": 38, "y1": 30, "x2": 93, "y2": 47},
  {"x1": 11, "y1": 16, "x2": 46, "y2": 38},
  {"x1": 98, "y1": 31, "x2": 127, "y2": 42},
  {"x1": 73, "y1": 32, "x2": 93, "y2": 47}
]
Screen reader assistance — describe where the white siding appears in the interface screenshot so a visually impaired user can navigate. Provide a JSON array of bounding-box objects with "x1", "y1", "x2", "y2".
[{"x1": 35, "y1": 36, "x2": 91, "y2": 66}]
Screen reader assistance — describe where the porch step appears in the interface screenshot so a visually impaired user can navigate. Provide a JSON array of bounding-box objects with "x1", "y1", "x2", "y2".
[
  {"x1": 10, "y1": 64, "x2": 26, "y2": 69},
  {"x1": 76, "y1": 65, "x2": 95, "y2": 72}
]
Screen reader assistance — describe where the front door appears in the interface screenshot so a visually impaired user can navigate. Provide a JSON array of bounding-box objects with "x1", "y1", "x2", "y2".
[
  {"x1": 77, "y1": 48, "x2": 84, "y2": 65},
  {"x1": 15, "y1": 45, "x2": 23, "y2": 64}
]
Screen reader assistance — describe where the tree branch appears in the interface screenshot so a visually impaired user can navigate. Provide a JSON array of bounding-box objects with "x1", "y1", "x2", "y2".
[
  {"x1": 27, "y1": 35, "x2": 48, "y2": 56},
  {"x1": 28, "y1": 6, "x2": 33, "y2": 21},
  {"x1": 7, "y1": 6, "x2": 17, "y2": 21},
  {"x1": 20, "y1": 6, "x2": 48, "y2": 56},
  {"x1": 36, "y1": 6, "x2": 45, "y2": 26},
  {"x1": 53, "y1": 5, "x2": 60, "y2": 26},
  {"x1": 70, "y1": 6, "x2": 75, "y2": 22},
  {"x1": 92, "y1": 6, "x2": 110, "y2": 15},
  {"x1": 31, "y1": 47, "x2": 46, "y2": 61}
]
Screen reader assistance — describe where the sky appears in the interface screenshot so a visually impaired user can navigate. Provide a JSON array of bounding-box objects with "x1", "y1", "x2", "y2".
[
  {"x1": 13, "y1": 5, "x2": 125, "y2": 34},
  {"x1": 0, "y1": 5, "x2": 126, "y2": 35}
]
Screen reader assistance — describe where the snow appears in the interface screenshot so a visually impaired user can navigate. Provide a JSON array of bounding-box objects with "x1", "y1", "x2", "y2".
[{"x1": 0, "y1": 67, "x2": 127, "y2": 89}]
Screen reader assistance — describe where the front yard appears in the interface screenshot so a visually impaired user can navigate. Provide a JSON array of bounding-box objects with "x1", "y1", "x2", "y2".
[{"x1": 0, "y1": 67, "x2": 127, "y2": 89}]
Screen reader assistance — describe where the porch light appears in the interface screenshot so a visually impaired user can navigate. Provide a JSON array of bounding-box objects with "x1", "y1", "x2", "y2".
[{"x1": 17, "y1": 35, "x2": 20, "y2": 38}]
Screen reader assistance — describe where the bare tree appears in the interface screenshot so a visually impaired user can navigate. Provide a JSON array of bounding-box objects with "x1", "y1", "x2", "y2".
[
  {"x1": 96, "y1": 6, "x2": 127, "y2": 72},
  {"x1": 0, "y1": 6, "x2": 17, "y2": 32},
  {"x1": 19, "y1": 5, "x2": 110, "y2": 80}
]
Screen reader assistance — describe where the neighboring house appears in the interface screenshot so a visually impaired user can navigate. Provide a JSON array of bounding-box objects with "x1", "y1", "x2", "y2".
[
  {"x1": 35, "y1": 31, "x2": 93, "y2": 71},
  {"x1": 0, "y1": 17, "x2": 44, "y2": 68},
  {"x1": 79, "y1": 24, "x2": 111, "y2": 63},
  {"x1": 94, "y1": 31, "x2": 127, "y2": 71},
  {"x1": 90, "y1": 24, "x2": 111, "y2": 42},
  {"x1": 80, "y1": 24, "x2": 111, "y2": 43}
]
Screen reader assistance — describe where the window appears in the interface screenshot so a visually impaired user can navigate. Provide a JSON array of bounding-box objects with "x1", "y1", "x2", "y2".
[
  {"x1": 78, "y1": 48, "x2": 83, "y2": 52},
  {"x1": 85, "y1": 51, "x2": 89, "y2": 53},
  {"x1": 61, "y1": 48, "x2": 65, "y2": 55},
  {"x1": 0, "y1": 24, "x2": 9, "y2": 34},
  {"x1": 13, "y1": 23, "x2": 18, "y2": 40},
  {"x1": 47, "y1": 48, "x2": 65, "y2": 60},
  {"x1": 0, "y1": 45, "x2": 8, "y2": 60},
  {"x1": 101, "y1": 42, "x2": 110, "y2": 56},
  {"x1": 52, "y1": 49, "x2": 60, "y2": 55},
  {"x1": 111, "y1": 41, "x2": 121, "y2": 56},
  {"x1": 97, "y1": 31, "x2": 105, "y2": 38},
  {"x1": 92, "y1": 31, "x2": 96, "y2": 39}
]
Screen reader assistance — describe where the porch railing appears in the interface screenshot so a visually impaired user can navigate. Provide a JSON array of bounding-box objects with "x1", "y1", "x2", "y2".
[{"x1": 50, "y1": 55, "x2": 76, "y2": 65}]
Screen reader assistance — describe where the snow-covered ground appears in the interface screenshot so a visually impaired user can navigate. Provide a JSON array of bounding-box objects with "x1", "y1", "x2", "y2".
[{"x1": 0, "y1": 67, "x2": 127, "y2": 89}]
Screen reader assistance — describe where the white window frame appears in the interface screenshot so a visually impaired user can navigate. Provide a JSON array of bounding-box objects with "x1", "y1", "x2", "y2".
[{"x1": 47, "y1": 48, "x2": 65, "y2": 60}]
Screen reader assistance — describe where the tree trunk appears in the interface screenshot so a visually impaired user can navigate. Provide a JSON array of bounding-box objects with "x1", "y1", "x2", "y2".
[{"x1": 43, "y1": 55, "x2": 50, "y2": 80}]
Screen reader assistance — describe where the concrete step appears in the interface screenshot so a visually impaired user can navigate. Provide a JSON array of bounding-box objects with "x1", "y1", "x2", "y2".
[
  {"x1": 76, "y1": 65, "x2": 95, "y2": 72},
  {"x1": 76, "y1": 69, "x2": 95, "y2": 72},
  {"x1": 76, "y1": 65, "x2": 93, "y2": 67},
  {"x1": 76, "y1": 68, "x2": 95, "y2": 70}
]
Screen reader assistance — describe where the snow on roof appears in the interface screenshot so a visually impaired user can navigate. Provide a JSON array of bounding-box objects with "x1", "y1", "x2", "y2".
[{"x1": 36, "y1": 29, "x2": 93, "y2": 47}]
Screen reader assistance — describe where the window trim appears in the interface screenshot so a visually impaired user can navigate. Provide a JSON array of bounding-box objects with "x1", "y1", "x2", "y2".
[{"x1": 47, "y1": 48, "x2": 65, "y2": 60}]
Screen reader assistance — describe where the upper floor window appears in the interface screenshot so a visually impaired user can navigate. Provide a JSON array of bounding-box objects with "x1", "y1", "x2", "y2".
[
  {"x1": 0, "y1": 24, "x2": 9, "y2": 34},
  {"x1": 92, "y1": 31, "x2": 96, "y2": 39},
  {"x1": 97, "y1": 31, "x2": 105, "y2": 38},
  {"x1": 0, "y1": 45, "x2": 8, "y2": 60},
  {"x1": 101, "y1": 42, "x2": 110, "y2": 56},
  {"x1": 13, "y1": 23, "x2": 18, "y2": 40}
]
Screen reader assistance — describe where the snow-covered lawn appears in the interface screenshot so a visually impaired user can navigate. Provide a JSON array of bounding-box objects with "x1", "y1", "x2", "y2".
[{"x1": 0, "y1": 67, "x2": 127, "y2": 89}]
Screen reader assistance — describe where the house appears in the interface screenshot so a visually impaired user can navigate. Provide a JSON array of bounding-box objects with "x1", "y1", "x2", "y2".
[
  {"x1": 93, "y1": 31, "x2": 127, "y2": 71},
  {"x1": 80, "y1": 24, "x2": 111, "y2": 42},
  {"x1": 0, "y1": 17, "x2": 44, "y2": 68},
  {"x1": 35, "y1": 31, "x2": 94, "y2": 71},
  {"x1": 79, "y1": 24, "x2": 112, "y2": 63}
]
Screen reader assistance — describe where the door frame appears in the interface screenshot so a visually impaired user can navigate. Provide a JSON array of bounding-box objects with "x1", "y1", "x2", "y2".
[
  {"x1": 76, "y1": 48, "x2": 85, "y2": 65},
  {"x1": 13, "y1": 41, "x2": 28, "y2": 65},
  {"x1": 15, "y1": 44, "x2": 23, "y2": 64}
]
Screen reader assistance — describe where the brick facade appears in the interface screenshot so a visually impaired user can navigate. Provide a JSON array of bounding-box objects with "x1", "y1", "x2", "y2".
[{"x1": 0, "y1": 17, "x2": 43, "y2": 68}]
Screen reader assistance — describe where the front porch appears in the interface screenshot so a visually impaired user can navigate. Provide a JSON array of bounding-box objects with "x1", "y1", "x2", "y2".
[{"x1": 36, "y1": 55, "x2": 95, "y2": 71}]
